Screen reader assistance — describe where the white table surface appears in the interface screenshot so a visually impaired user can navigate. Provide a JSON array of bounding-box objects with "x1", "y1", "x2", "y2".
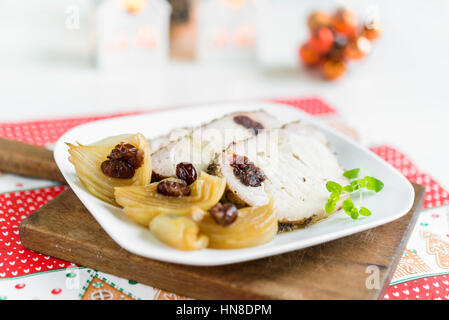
[{"x1": 0, "y1": 0, "x2": 448, "y2": 189}]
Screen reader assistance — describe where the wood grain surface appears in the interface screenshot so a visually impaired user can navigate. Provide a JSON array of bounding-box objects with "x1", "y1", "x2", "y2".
[
  {"x1": 0, "y1": 138, "x2": 65, "y2": 182},
  {"x1": 20, "y1": 184, "x2": 424, "y2": 300}
]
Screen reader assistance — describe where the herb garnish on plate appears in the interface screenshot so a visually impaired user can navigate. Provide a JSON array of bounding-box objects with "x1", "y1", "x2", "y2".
[{"x1": 325, "y1": 168, "x2": 384, "y2": 220}]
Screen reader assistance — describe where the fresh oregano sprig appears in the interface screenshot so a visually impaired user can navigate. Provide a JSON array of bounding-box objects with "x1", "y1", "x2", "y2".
[{"x1": 325, "y1": 168, "x2": 384, "y2": 220}]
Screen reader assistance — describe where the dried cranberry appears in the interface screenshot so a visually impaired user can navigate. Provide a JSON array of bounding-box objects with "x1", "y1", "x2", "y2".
[
  {"x1": 230, "y1": 154, "x2": 266, "y2": 187},
  {"x1": 156, "y1": 180, "x2": 190, "y2": 197},
  {"x1": 101, "y1": 159, "x2": 135, "y2": 179},
  {"x1": 107, "y1": 142, "x2": 144, "y2": 168},
  {"x1": 233, "y1": 115, "x2": 264, "y2": 135},
  {"x1": 176, "y1": 162, "x2": 197, "y2": 185},
  {"x1": 101, "y1": 142, "x2": 143, "y2": 179},
  {"x1": 210, "y1": 203, "x2": 238, "y2": 226}
]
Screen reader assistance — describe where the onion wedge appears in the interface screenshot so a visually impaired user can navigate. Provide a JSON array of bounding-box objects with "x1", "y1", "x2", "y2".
[
  {"x1": 115, "y1": 172, "x2": 226, "y2": 226},
  {"x1": 67, "y1": 133, "x2": 151, "y2": 205},
  {"x1": 199, "y1": 196, "x2": 278, "y2": 249}
]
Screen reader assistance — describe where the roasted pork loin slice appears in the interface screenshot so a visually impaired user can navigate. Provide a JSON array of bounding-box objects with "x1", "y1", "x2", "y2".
[
  {"x1": 151, "y1": 110, "x2": 282, "y2": 178},
  {"x1": 149, "y1": 127, "x2": 191, "y2": 153},
  {"x1": 214, "y1": 122, "x2": 348, "y2": 224}
]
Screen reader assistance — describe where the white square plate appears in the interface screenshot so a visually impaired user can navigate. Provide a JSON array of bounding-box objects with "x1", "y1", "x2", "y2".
[{"x1": 54, "y1": 102, "x2": 415, "y2": 266}]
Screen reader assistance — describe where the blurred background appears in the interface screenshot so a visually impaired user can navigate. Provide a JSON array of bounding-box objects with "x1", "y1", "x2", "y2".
[{"x1": 0, "y1": 0, "x2": 448, "y2": 186}]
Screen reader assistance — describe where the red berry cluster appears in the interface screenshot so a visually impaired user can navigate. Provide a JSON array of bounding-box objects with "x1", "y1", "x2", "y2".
[{"x1": 299, "y1": 7, "x2": 382, "y2": 80}]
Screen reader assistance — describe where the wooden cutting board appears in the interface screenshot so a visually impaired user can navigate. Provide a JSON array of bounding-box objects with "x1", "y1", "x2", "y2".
[
  {"x1": 0, "y1": 137, "x2": 424, "y2": 299},
  {"x1": 0, "y1": 138, "x2": 65, "y2": 183},
  {"x1": 19, "y1": 185, "x2": 423, "y2": 300}
]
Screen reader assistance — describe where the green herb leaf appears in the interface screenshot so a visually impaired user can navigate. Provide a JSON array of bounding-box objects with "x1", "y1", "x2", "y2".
[
  {"x1": 342, "y1": 198, "x2": 354, "y2": 215},
  {"x1": 324, "y1": 170, "x2": 384, "y2": 221},
  {"x1": 326, "y1": 181, "x2": 342, "y2": 194},
  {"x1": 350, "y1": 180, "x2": 361, "y2": 191},
  {"x1": 359, "y1": 178, "x2": 367, "y2": 188},
  {"x1": 350, "y1": 207, "x2": 359, "y2": 220},
  {"x1": 329, "y1": 191, "x2": 340, "y2": 201},
  {"x1": 343, "y1": 168, "x2": 360, "y2": 180},
  {"x1": 365, "y1": 176, "x2": 384, "y2": 192},
  {"x1": 359, "y1": 207, "x2": 372, "y2": 216},
  {"x1": 325, "y1": 199, "x2": 337, "y2": 214}
]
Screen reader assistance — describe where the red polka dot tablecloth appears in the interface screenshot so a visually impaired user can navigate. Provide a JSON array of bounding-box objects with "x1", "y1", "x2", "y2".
[{"x1": 0, "y1": 97, "x2": 448, "y2": 300}]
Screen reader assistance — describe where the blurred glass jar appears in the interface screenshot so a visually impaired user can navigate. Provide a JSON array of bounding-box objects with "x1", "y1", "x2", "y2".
[
  {"x1": 196, "y1": 0, "x2": 256, "y2": 62},
  {"x1": 94, "y1": 0, "x2": 172, "y2": 70}
]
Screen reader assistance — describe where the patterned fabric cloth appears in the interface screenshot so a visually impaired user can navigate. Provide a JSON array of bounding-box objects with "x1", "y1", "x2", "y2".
[{"x1": 0, "y1": 97, "x2": 448, "y2": 300}]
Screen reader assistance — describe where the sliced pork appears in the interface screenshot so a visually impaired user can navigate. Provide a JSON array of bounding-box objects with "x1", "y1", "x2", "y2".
[
  {"x1": 149, "y1": 127, "x2": 191, "y2": 153},
  {"x1": 151, "y1": 110, "x2": 282, "y2": 178},
  {"x1": 213, "y1": 122, "x2": 348, "y2": 224}
]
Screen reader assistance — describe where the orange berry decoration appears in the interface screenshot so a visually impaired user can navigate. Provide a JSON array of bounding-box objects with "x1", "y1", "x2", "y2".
[
  {"x1": 332, "y1": 7, "x2": 358, "y2": 37},
  {"x1": 299, "y1": 43, "x2": 320, "y2": 66},
  {"x1": 307, "y1": 11, "x2": 332, "y2": 31},
  {"x1": 322, "y1": 60, "x2": 346, "y2": 80},
  {"x1": 309, "y1": 27, "x2": 334, "y2": 54},
  {"x1": 344, "y1": 36, "x2": 371, "y2": 60},
  {"x1": 363, "y1": 19, "x2": 383, "y2": 41},
  {"x1": 299, "y1": 6, "x2": 381, "y2": 80}
]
